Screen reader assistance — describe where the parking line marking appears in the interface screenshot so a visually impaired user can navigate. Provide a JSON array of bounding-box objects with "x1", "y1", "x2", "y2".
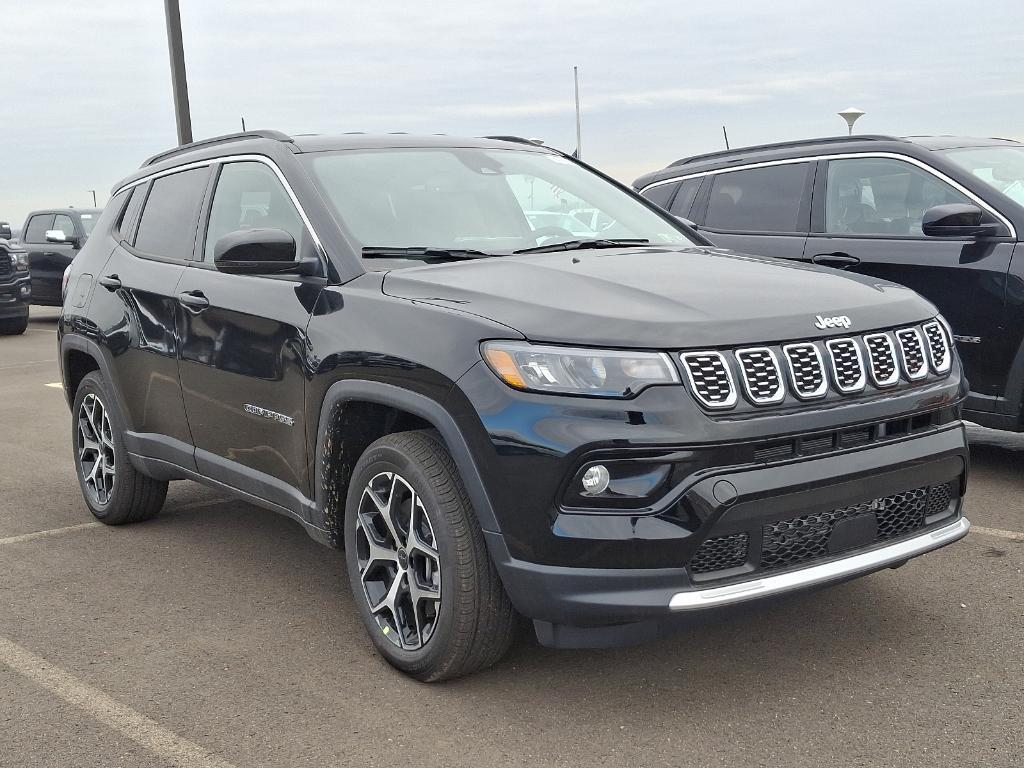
[
  {"x1": 46, "y1": 382, "x2": 63, "y2": 388},
  {"x1": 0, "y1": 522, "x2": 102, "y2": 546},
  {"x1": 972, "y1": 526, "x2": 1024, "y2": 542},
  {"x1": 0, "y1": 635, "x2": 237, "y2": 768}
]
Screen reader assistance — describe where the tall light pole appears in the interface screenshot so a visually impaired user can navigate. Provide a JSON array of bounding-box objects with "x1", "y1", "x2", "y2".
[
  {"x1": 573, "y1": 66, "x2": 582, "y2": 160},
  {"x1": 164, "y1": 0, "x2": 193, "y2": 145},
  {"x1": 88, "y1": 190, "x2": 97, "y2": 207},
  {"x1": 838, "y1": 107, "x2": 865, "y2": 136}
]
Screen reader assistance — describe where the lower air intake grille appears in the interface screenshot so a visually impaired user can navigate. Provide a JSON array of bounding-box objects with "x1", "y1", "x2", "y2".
[
  {"x1": 689, "y1": 532, "x2": 749, "y2": 574},
  {"x1": 783, "y1": 343, "x2": 827, "y2": 399},
  {"x1": 680, "y1": 352, "x2": 736, "y2": 409},
  {"x1": 759, "y1": 482, "x2": 953, "y2": 572}
]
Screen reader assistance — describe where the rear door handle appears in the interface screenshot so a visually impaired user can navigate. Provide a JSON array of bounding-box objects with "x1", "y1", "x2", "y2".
[
  {"x1": 98, "y1": 274, "x2": 122, "y2": 290},
  {"x1": 177, "y1": 290, "x2": 210, "y2": 310},
  {"x1": 811, "y1": 252, "x2": 861, "y2": 268}
]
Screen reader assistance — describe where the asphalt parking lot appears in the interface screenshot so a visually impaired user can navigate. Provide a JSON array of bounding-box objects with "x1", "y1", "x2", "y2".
[{"x1": 1, "y1": 307, "x2": 1021, "y2": 768}]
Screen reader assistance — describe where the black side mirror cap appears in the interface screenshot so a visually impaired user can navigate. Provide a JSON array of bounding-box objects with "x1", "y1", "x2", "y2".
[
  {"x1": 922, "y1": 203, "x2": 1001, "y2": 238},
  {"x1": 213, "y1": 228, "x2": 318, "y2": 276}
]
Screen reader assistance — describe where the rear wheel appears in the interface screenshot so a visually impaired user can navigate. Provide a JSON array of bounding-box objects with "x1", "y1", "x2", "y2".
[
  {"x1": 344, "y1": 430, "x2": 516, "y2": 681},
  {"x1": 0, "y1": 314, "x2": 28, "y2": 335},
  {"x1": 72, "y1": 371, "x2": 167, "y2": 524}
]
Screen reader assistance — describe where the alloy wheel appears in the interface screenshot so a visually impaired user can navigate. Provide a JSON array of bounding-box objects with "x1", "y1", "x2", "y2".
[
  {"x1": 355, "y1": 471, "x2": 442, "y2": 650},
  {"x1": 78, "y1": 393, "x2": 115, "y2": 505}
]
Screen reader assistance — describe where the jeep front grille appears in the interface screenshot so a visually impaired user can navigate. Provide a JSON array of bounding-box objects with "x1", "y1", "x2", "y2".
[
  {"x1": 782, "y1": 343, "x2": 828, "y2": 400},
  {"x1": 682, "y1": 321, "x2": 951, "y2": 410},
  {"x1": 680, "y1": 352, "x2": 736, "y2": 409},
  {"x1": 922, "y1": 321, "x2": 951, "y2": 374},
  {"x1": 825, "y1": 338, "x2": 866, "y2": 393},
  {"x1": 734, "y1": 348, "x2": 785, "y2": 404},
  {"x1": 895, "y1": 327, "x2": 928, "y2": 380},
  {"x1": 863, "y1": 333, "x2": 899, "y2": 387}
]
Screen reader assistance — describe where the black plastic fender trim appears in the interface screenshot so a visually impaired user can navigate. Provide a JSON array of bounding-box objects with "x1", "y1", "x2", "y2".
[{"x1": 313, "y1": 379, "x2": 500, "y2": 546}]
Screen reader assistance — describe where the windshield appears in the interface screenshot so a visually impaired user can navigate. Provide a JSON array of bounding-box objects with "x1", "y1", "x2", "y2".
[
  {"x1": 303, "y1": 147, "x2": 694, "y2": 258},
  {"x1": 940, "y1": 146, "x2": 1024, "y2": 206}
]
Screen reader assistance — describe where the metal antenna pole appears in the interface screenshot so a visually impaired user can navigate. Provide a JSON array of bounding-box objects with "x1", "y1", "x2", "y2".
[
  {"x1": 722, "y1": 125, "x2": 730, "y2": 149},
  {"x1": 241, "y1": 117, "x2": 246, "y2": 131},
  {"x1": 163, "y1": 0, "x2": 193, "y2": 145},
  {"x1": 573, "y1": 66, "x2": 582, "y2": 160},
  {"x1": 88, "y1": 190, "x2": 97, "y2": 207}
]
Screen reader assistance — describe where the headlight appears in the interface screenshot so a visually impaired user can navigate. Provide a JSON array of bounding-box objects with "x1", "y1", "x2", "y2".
[
  {"x1": 481, "y1": 341, "x2": 679, "y2": 397},
  {"x1": 10, "y1": 251, "x2": 28, "y2": 271}
]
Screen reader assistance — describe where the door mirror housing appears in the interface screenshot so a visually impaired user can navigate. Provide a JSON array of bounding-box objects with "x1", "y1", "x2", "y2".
[
  {"x1": 922, "y1": 204, "x2": 1000, "y2": 238},
  {"x1": 0, "y1": 223, "x2": 12, "y2": 241},
  {"x1": 45, "y1": 229, "x2": 68, "y2": 244},
  {"x1": 213, "y1": 228, "x2": 318, "y2": 276}
]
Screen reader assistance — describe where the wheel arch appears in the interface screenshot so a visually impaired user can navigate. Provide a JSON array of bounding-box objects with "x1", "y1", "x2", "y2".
[
  {"x1": 313, "y1": 380, "x2": 499, "y2": 547},
  {"x1": 59, "y1": 335, "x2": 130, "y2": 422}
]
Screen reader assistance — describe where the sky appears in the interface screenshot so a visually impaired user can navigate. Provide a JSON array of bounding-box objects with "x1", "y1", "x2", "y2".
[{"x1": 1, "y1": 0, "x2": 1022, "y2": 229}]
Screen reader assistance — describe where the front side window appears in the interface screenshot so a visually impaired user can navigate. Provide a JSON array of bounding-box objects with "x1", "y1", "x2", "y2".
[
  {"x1": 940, "y1": 146, "x2": 1024, "y2": 207},
  {"x1": 134, "y1": 167, "x2": 210, "y2": 260},
  {"x1": 203, "y1": 161, "x2": 307, "y2": 262},
  {"x1": 53, "y1": 214, "x2": 76, "y2": 238},
  {"x1": 24, "y1": 214, "x2": 53, "y2": 243},
  {"x1": 704, "y1": 163, "x2": 810, "y2": 233},
  {"x1": 303, "y1": 147, "x2": 692, "y2": 258},
  {"x1": 825, "y1": 158, "x2": 972, "y2": 236}
]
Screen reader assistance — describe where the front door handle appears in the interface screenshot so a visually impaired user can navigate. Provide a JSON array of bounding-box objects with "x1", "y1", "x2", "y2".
[
  {"x1": 98, "y1": 274, "x2": 122, "y2": 290},
  {"x1": 811, "y1": 252, "x2": 861, "y2": 269},
  {"x1": 177, "y1": 290, "x2": 210, "y2": 311}
]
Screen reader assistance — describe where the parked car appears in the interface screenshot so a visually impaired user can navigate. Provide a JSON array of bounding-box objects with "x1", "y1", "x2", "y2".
[
  {"x1": 60, "y1": 130, "x2": 969, "y2": 681},
  {"x1": 634, "y1": 135, "x2": 1024, "y2": 432},
  {"x1": 0, "y1": 221, "x2": 13, "y2": 241},
  {"x1": 0, "y1": 239, "x2": 32, "y2": 334},
  {"x1": 21, "y1": 207, "x2": 102, "y2": 305}
]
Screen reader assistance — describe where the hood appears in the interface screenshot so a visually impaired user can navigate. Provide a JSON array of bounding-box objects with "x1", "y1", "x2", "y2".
[{"x1": 382, "y1": 246, "x2": 937, "y2": 349}]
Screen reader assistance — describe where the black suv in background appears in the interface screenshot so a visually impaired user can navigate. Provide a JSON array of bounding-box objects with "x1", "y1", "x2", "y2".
[
  {"x1": 0, "y1": 239, "x2": 31, "y2": 334},
  {"x1": 22, "y1": 207, "x2": 102, "y2": 305},
  {"x1": 635, "y1": 135, "x2": 1024, "y2": 432},
  {"x1": 60, "y1": 131, "x2": 969, "y2": 680}
]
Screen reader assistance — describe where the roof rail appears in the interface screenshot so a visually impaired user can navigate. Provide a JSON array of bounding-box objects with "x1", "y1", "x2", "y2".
[
  {"x1": 481, "y1": 135, "x2": 545, "y2": 146},
  {"x1": 141, "y1": 129, "x2": 294, "y2": 168},
  {"x1": 668, "y1": 134, "x2": 904, "y2": 168}
]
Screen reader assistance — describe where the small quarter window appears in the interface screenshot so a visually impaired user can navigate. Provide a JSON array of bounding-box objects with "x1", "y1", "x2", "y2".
[
  {"x1": 704, "y1": 163, "x2": 811, "y2": 233},
  {"x1": 640, "y1": 182, "x2": 679, "y2": 210},
  {"x1": 669, "y1": 178, "x2": 703, "y2": 218}
]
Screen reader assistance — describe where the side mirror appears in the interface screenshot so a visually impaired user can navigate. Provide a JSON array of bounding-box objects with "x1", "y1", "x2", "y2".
[
  {"x1": 0, "y1": 223, "x2": 12, "y2": 241},
  {"x1": 922, "y1": 204, "x2": 1000, "y2": 238},
  {"x1": 45, "y1": 229, "x2": 67, "y2": 244},
  {"x1": 213, "y1": 228, "x2": 317, "y2": 276}
]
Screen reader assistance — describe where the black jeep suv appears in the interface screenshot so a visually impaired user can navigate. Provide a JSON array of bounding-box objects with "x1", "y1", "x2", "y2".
[
  {"x1": 60, "y1": 130, "x2": 970, "y2": 680},
  {"x1": 634, "y1": 135, "x2": 1024, "y2": 431}
]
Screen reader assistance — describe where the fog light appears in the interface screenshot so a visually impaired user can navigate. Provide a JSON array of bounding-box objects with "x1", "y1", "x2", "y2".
[
  {"x1": 581, "y1": 465, "x2": 611, "y2": 496},
  {"x1": 20, "y1": 285, "x2": 30, "y2": 297}
]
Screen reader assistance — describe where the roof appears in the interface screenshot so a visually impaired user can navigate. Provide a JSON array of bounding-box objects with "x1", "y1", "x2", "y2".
[
  {"x1": 634, "y1": 134, "x2": 1023, "y2": 189},
  {"x1": 24, "y1": 208, "x2": 102, "y2": 217}
]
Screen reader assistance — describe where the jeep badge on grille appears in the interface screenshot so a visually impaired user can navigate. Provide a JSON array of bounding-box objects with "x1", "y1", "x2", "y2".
[{"x1": 814, "y1": 314, "x2": 852, "y2": 330}]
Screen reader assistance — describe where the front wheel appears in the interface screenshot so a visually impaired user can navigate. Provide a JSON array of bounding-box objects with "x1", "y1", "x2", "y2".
[
  {"x1": 344, "y1": 431, "x2": 516, "y2": 681},
  {"x1": 0, "y1": 314, "x2": 28, "y2": 335}
]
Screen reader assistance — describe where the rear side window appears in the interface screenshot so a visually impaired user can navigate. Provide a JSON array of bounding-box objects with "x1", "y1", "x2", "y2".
[
  {"x1": 134, "y1": 167, "x2": 210, "y2": 260},
  {"x1": 669, "y1": 178, "x2": 703, "y2": 218},
  {"x1": 704, "y1": 163, "x2": 811, "y2": 233},
  {"x1": 24, "y1": 214, "x2": 54, "y2": 243},
  {"x1": 640, "y1": 182, "x2": 678, "y2": 210}
]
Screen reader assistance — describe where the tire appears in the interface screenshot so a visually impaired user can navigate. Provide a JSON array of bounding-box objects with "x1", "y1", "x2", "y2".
[
  {"x1": 343, "y1": 430, "x2": 516, "y2": 681},
  {"x1": 0, "y1": 314, "x2": 28, "y2": 335},
  {"x1": 72, "y1": 371, "x2": 168, "y2": 524}
]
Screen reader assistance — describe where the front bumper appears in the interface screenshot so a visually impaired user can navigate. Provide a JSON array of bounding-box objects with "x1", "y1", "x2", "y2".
[
  {"x1": 0, "y1": 275, "x2": 31, "y2": 317},
  {"x1": 483, "y1": 424, "x2": 968, "y2": 646}
]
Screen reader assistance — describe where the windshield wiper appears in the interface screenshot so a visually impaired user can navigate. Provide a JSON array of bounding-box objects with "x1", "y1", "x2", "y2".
[
  {"x1": 513, "y1": 238, "x2": 650, "y2": 255},
  {"x1": 362, "y1": 246, "x2": 494, "y2": 260}
]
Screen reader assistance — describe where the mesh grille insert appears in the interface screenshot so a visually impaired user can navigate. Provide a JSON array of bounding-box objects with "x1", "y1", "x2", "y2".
[
  {"x1": 681, "y1": 352, "x2": 737, "y2": 409},
  {"x1": 0, "y1": 256, "x2": 12, "y2": 278},
  {"x1": 826, "y1": 338, "x2": 866, "y2": 392},
  {"x1": 735, "y1": 348, "x2": 785, "y2": 404},
  {"x1": 783, "y1": 343, "x2": 827, "y2": 399},
  {"x1": 863, "y1": 333, "x2": 899, "y2": 387},
  {"x1": 896, "y1": 328, "x2": 928, "y2": 380},
  {"x1": 759, "y1": 482, "x2": 953, "y2": 572},
  {"x1": 690, "y1": 532, "x2": 749, "y2": 574},
  {"x1": 923, "y1": 321, "x2": 951, "y2": 374}
]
